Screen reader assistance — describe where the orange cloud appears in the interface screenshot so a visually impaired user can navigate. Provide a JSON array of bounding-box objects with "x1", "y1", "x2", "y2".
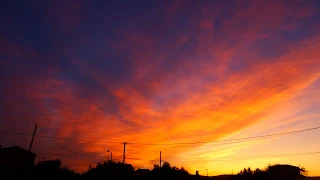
[{"x1": 1, "y1": 0, "x2": 320, "y2": 175}]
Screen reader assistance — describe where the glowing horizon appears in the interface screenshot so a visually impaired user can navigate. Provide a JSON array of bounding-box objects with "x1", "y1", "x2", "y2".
[{"x1": 1, "y1": 0, "x2": 320, "y2": 176}]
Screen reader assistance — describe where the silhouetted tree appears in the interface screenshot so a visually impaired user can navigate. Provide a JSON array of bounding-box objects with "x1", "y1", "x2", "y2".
[
  {"x1": 34, "y1": 159, "x2": 78, "y2": 179},
  {"x1": 150, "y1": 161, "x2": 190, "y2": 180},
  {"x1": 83, "y1": 160, "x2": 134, "y2": 180},
  {"x1": 0, "y1": 159, "x2": 78, "y2": 180},
  {"x1": 237, "y1": 164, "x2": 307, "y2": 180}
]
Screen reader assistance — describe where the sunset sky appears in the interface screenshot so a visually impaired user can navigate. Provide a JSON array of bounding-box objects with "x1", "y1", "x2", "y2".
[{"x1": 1, "y1": 0, "x2": 320, "y2": 176}]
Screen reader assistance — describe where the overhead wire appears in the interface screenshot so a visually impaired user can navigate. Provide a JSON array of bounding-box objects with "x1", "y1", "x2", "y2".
[
  {"x1": 0, "y1": 129, "x2": 122, "y2": 144},
  {"x1": 37, "y1": 125, "x2": 78, "y2": 154},
  {"x1": 171, "y1": 150, "x2": 320, "y2": 162},
  {"x1": 2, "y1": 125, "x2": 320, "y2": 165},
  {"x1": 128, "y1": 126, "x2": 320, "y2": 145},
  {"x1": 1, "y1": 126, "x2": 319, "y2": 146}
]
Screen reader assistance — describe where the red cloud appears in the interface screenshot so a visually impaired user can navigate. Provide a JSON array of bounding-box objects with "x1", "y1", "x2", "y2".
[{"x1": 1, "y1": 0, "x2": 320, "y2": 174}]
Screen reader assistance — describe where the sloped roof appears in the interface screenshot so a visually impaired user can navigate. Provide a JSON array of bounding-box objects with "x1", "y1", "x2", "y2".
[
  {"x1": 0, "y1": 146, "x2": 37, "y2": 156},
  {"x1": 136, "y1": 168, "x2": 150, "y2": 172}
]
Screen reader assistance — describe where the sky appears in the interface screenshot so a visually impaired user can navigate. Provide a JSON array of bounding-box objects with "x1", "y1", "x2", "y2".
[{"x1": 1, "y1": 0, "x2": 320, "y2": 176}]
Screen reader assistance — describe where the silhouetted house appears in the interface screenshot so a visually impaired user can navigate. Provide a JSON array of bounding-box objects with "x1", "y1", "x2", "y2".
[
  {"x1": 268, "y1": 164, "x2": 304, "y2": 179},
  {"x1": 123, "y1": 164, "x2": 134, "y2": 173},
  {"x1": 0, "y1": 146, "x2": 36, "y2": 169},
  {"x1": 136, "y1": 168, "x2": 150, "y2": 173},
  {"x1": 135, "y1": 168, "x2": 150, "y2": 175},
  {"x1": 134, "y1": 168, "x2": 150, "y2": 179}
]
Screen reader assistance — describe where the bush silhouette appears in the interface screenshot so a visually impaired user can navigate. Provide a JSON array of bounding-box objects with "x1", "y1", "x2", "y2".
[
  {"x1": 237, "y1": 164, "x2": 307, "y2": 180},
  {"x1": 0, "y1": 158, "x2": 308, "y2": 180},
  {"x1": 33, "y1": 159, "x2": 78, "y2": 179},
  {"x1": 82, "y1": 161, "x2": 134, "y2": 180},
  {"x1": 150, "y1": 161, "x2": 190, "y2": 180}
]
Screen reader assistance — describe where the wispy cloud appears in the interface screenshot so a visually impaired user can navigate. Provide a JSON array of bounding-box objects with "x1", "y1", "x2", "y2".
[{"x1": 1, "y1": 0, "x2": 320, "y2": 175}]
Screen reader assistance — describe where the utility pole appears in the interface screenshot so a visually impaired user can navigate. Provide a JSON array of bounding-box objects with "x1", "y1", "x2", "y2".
[
  {"x1": 29, "y1": 124, "x2": 38, "y2": 152},
  {"x1": 160, "y1": 151, "x2": 162, "y2": 167},
  {"x1": 65, "y1": 157, "x2": 68, "y2": 167},
  {"x1": 206, "y1": 169, "x2": 208, "y2": 177},
  {"x1": 123, "y1": 142, "x2": 126, "y2": 164},
  {"x1": 110, "y1": 152, "x2": 112, "y2": 162}
]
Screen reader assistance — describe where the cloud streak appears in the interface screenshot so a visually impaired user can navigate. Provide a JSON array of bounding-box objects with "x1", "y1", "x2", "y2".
[{"x1": 1, "y1": 0, "x2": 320, "y2": 175}]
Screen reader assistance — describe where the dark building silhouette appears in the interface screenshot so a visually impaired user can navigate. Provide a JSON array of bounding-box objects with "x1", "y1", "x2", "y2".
[
  {"x1": 124, "y1": 164, "x2": 135, "y2": 173},
  {"x1": 136, "y1": 168, "x2": 150, "y2": 173},
  {"x1": 0, "y1": 146, "x2": 36, "y2": 169},
  {"x1": 134, "y1": 168, "x2": 150, "y2": 179},
  {"x1": 135, "y1": 168, "x2": 150, "y2": 176}
]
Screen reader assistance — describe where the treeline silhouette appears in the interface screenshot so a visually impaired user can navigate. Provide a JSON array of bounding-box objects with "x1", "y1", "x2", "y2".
[
  {"x1": 235, "y1": 165, "x2": 307, "y2": 180},
  {"x1": 0, "y1": 159, "x2": 192, "y2": 180},
  {"x1": 0, "y1": 159, "x2": 308, "y2": 180},
  {"x1": 0, "y1": 159, "x2": 79, "y2": 180}
]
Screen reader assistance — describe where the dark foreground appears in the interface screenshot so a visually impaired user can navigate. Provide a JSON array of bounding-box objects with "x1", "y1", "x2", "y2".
[{"x1": 0, "y1": 159, "x2": 314, "y2": 180}]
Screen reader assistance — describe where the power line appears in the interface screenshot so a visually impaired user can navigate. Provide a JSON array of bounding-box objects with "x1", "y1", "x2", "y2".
[
  {"x1": 0, "y1": 129, "x2": 122, "y2": 144},
  {"x1": 36, "y1": 150, "x2": 110, "y2": 157},
  {"x1": 1, "y1": 126, "x2": 320, "y2": 146},
  {"x1": 172, "y1": 151, "x2": 320, "y2": 162},
  {"x1": 0, "y1": 130, "x2": 34, "y2": 136},
  {"x1": 214, "y1": 151, "x2": 320, "y2": 160},
  {"x1": 129, "y1": 126, "x2": 320, "y2": 145},
  {"x1": 37, "y1": 125, "x2": 78, "y2": 154},
  {"x1": 69, "y1": 149, "x2": 319, "y2": 168},
  {"x1": 127, "y1": 150, "x2": 320, "y2": 162},
  {"x1": 35, "y1": 143, "x2": 122, "y2": 158},
  {"x1": 36, "y1": 150, "x2": 320, "y2": 167}
]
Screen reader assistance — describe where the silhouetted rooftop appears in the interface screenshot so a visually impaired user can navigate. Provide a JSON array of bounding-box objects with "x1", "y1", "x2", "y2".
[{"x1": 0, "y1": 146, "x2": 36, "y2": 156}]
